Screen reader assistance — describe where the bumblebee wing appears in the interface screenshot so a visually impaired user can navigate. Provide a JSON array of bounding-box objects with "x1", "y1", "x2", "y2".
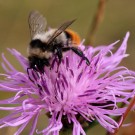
[
  {"x1": 28, "y1": 10, "x2": 47, "y2": 38},
  {"x1": 47, "y1": 19, "x2": 76, "y2": 45}
]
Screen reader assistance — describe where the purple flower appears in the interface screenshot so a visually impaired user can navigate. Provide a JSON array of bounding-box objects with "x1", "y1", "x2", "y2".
[{"x1": 0, "y1": 32, "x2": 135, "y2": 135}]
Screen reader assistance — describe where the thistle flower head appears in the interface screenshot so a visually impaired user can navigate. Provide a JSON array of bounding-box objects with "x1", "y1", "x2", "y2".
[{"x1": 0, "y1": 32, "x2": 135, "y2": 135}]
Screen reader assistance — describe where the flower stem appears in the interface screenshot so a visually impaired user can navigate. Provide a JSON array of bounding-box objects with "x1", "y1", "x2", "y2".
[
  {"x1": 107, "y1": 96, "x2": 135, "y2": 135},
  {"x1": 85, "y1": 0, "x2": 108, "y2": 45}
]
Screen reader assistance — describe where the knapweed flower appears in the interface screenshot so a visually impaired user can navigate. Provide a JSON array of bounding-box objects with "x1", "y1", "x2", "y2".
[{"x1": 0, "y1": 32, "x2": 135, "y2": 135}]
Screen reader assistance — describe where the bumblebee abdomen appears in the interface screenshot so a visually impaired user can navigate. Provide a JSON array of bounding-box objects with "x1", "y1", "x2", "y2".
[{"x1": 65, "y1": 29, "x2": 81, "y2": 45}]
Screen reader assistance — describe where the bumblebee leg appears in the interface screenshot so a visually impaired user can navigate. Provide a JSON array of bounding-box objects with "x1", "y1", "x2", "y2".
[
  {"x1": 71, "y1": 47, "x2": 90, "y2": 65},
  {"x1": 63, "y1": 47, "x2": 90, "y2": 65},
  {"x1": 62, "y1": 47, "x2": 70, "y2": 52},
  {"x1": 27, "y1": 68, "x2": 35, "y2": 83},
  {"x1": 44, "y1": 59, "x2": 50, "y2": 67},
  {"x1": 56, "y1": 47, "x2": 63, "y2": 72}
]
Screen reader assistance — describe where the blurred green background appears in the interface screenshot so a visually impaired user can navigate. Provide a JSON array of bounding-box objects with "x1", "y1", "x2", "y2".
[{"x1": 0, "y1": 0, "x2": 135, "y2": 135}]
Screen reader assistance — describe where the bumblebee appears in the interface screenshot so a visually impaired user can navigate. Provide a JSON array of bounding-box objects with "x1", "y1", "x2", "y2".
[{"x1": 27, "y1": 11, "x2": 90, "y2": 72}]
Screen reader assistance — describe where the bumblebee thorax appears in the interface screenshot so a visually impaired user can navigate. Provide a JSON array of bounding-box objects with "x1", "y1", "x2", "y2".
[{"x1": 33, "y1": 29, "x2": 67, "y2": 44}]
